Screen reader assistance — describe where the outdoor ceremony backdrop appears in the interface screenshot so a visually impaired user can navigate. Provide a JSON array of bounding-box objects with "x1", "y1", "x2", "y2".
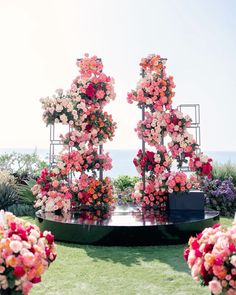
[{"x1": 0, "y1": 0, "x2": 235, "y2": 167}]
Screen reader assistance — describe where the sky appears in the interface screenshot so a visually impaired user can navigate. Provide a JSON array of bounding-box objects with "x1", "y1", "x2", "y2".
[{"x1": 0, "y1": 0, "x2": 236, "y2": 151}]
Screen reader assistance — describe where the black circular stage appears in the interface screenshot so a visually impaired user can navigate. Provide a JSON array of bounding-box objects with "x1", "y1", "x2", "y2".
[{"x1": 36, "y1": 204, "x2": 219, "y2": 246}]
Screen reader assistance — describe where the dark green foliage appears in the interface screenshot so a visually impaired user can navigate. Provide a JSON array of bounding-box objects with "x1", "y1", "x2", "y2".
[
  {"x1": 0, "y1": 183, "x2": 35, "y2": 217},
  {"x1": 17, "y1": 178, "x2": 37, "y2": 205},
  {"x1": 0, "y1": 183, "x2": 19, "y2": 210}
]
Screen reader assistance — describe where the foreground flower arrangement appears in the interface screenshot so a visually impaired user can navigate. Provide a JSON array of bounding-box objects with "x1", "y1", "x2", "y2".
[
  {"x1": 34, "y1": 54, "x2": 116, "y2": 212},
  {"x1": 184, "y1": 222, "x2": 236, "y2": 295},
  {"x1": 0, "y1": 211, "x2": 56, "y2": 294},
  {"x1": 128, "y1": 53, "x2": 213, "y2": 209}
]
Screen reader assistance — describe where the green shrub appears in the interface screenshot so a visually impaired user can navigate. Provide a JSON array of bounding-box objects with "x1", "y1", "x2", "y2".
[
  {"x1": 113, "y1": 175, "x2": 139, "y2": 191},
  {"x1": 0, "y1": 183, "x2": 36, "y2": 217},
  {"x1": 17, "y1": 178, "x2": 36, "y2": 205},
  {"x1": 212, "y1": 161, "x2": 236, "y2": 186},
  {"x1": 0, "y1": 151, "x2": 47, "y2": 176},
  {"x1": 0, "y1": 183, "x2": 19, "y2": 210}
]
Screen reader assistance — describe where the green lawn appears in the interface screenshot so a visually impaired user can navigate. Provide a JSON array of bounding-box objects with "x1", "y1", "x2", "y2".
[{"x1": 21, "y1": 217, "x2": 232, "y2": 295}]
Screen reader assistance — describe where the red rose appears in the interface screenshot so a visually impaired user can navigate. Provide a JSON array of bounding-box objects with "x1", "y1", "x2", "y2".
[
  {"x1": 191, "y1": 239, "x2": 199, "y2": 250},
  {"x1": 183, "y1": 248, "x2": 190, "y2": 261},
  {"x1": 172, "y1": 115, "x2": 179, "y2": 125},
  {"x1": 10, "y1": 222, "x2": 17, "y2": 231},
  {"x1": 146, "y1": 151, "x2": 155, "y2": 163},
  {"x1": 229, "y1": 243, "x2": 236, "y2": 252},
  {"x1": 147, "y1": 165, "x2": 153, "y2": 171},
  {"x1": 194, "y1": 249, "x2": 202, "y2": 257},
  {"x1": 202, "y1": 162, "x2": 212, "y2": 177},
  {"x1": 32, "y1": 277, "x2": 41, "y2": 284},
  {"x1": 86, "y1": 83, "x2": 96, "y2": 98},
  {"x1": 204, "y1": 243, "x2": 213, "y2": 253},
  {"x1": 45, "y1": 233, "x2": 54, "y2": 245},
  {"x1": 17, "y1": 228, "x2": 28, "y2": 241},
  {"x1": 13, "y1": 266, "x2": 25, "y2": 278}
]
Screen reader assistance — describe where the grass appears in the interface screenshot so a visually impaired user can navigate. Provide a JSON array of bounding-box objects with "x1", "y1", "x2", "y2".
[{"x1": 20, "y1": 216, "x2": 233, "y2": 295}]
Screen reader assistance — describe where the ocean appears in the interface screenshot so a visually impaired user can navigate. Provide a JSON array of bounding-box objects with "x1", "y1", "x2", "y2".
[{"x1": 0, "y1": 148, "x2": 236, "y2": 178}]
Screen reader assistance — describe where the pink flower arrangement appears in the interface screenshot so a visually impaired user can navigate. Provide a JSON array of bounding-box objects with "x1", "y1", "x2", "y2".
[
  {"x1": 168, "y1": 131, "x2": 198, "y2": 168},
  {"x1": 40, "y1": 89, "x2": 87, "y2": 127},
  {"x1": 32, "y1": 168, "x2": 71, "y2": 212},
  {"x1": 80, "y1": 147, "x2": 112, "y2": 172},
  {"x1": 133, "y1": 149, "x2": 156, "y2": 175},
  {"x1": 0, "y1": 211, "x2": 56, "y2": 295},
  {"x1": 37, "y1": 54, "x2": 117, "y2": 213},
  {"x1": 57, "y1": 151, "x2": 84, "y2": 175},
  {"x1": 72, "y1": 174, "x2": 114, "y2": 207},
  {"x1": 165, "y1": 109, "x2": 192, "y2": 136},
  {"x1": 139, "y1": 54, "x2": 166, "y2": 75},
  {"x1": 84, "y1": 111, "x2": 117, "y2": 145},
  {"x1": 76, "y1": 53, "x2": 103, "y2": 79},
  {"x1": 70, "y1": 54, "x2": 116, "y2": 110},
  {"x1": 71, "y1": 74, "x2": 116, "y2": 110},
  {"x1": 184, "y1": 222, "x2": 236, "y2": 295},
  {"x1": 189, "y1": 153, "x2": 213, "y2": 179},
  {"x1": 57, "y1": 149, "x2": 112, "y2": 175},
  {"x1": 135, "y1": 111, "x2": 167, "y2": 146},
  {"x1": 161, "y1": 171, "x2": 196, "y2": 193},
  {"x1": 133, "y1": 146, "x2": 171, "y2": 176},
  {"x1": 153, "y1": 145, "x2": 172, "y2": 174},
  {"x1": 60, "y1": 130, "x2": 90, "y2": 152},
  {"x1": 128, "y1": 53, "x2": 214, "y2": 211},
  {"x1": 131, "y1": 179, "x2": 168, "y2": 210},
  {"x1": 127, "y1": 74, "x2": 175, "y2": 112},
  {"x1": 127, "y1": 54, "x2": 175, "y2": 112}
]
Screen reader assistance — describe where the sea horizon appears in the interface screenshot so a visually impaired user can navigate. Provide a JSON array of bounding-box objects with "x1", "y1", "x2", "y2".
[{"x1": 1, "y1": 147, "x2": 236, "y2": 178}]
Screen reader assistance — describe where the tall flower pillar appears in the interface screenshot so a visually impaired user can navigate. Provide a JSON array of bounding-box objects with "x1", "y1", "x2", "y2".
[
  {"x1": 33, "y1": 54, "x2": 116, "y2": 213},
  {"x1": 128, "y1": 54, "x2": 213, "y2": 211}
]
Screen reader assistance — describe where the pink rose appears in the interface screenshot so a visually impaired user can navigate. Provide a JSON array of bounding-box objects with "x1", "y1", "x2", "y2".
[
  {"x1": 195, "y1": 160, "x2": 202, "y2": 168},
  {"x1": 96, "y1": 90, "x2": 105, "y2": 99},
  {"x1": 52, "y1": 180, "x2": 59, "y2": 188},
  {"x1": 209, "y1": 280, "x2": 222, "y2": 295},
  {"x1": 22, "y1": 252, "x2": 35, "y2": 267},
  {"x1": 9, "y1": 240, "x2": 23, "y2": 253}
]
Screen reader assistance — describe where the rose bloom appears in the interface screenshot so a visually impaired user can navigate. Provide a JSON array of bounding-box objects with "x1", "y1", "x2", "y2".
[
  {"x1": 230, "y1": 255, "x2": 236, "y2": 268},
  {"x1": 52, "y1": 180, "x2": 59, "y2": 188},
  {"x1": 9, "y1": 240, "x2": 23, "y2": 253},
  {"x1": 195, "y1": 160, "x2": 202, "y2": 168},
  {"x1": 209, "y1": 280, "x2": 222, "y2": 295}
]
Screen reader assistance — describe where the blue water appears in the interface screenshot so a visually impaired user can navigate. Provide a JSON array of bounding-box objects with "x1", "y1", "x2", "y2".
[{"x1": 1, "y1": 148, "x2": 236, "y2": 178}]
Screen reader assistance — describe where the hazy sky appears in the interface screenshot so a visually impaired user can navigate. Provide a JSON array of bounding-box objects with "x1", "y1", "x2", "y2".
[{"x1": 0, "y1": 0, "x2": 235, "y2": 151}]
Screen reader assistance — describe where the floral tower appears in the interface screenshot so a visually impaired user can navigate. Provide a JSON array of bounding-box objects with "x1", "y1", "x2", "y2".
[
  {"x1": 32, "y1": 54, "x2": 116, "y2": 212},
  {"x1": 127, "y1": 54, "x2": 212, "y2": 210}
]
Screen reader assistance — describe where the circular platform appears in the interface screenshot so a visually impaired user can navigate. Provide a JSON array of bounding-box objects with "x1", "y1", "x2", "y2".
[{"x1": 36, "y1": 204, "x2": 220, "y2": 246}]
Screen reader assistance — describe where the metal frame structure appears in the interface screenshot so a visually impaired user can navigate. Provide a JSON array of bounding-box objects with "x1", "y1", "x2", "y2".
[
  {"x1": 49, "y1": 124, "x2": 104, "y2": 180},
  {"x1": 141, "y1": 103, "x2": 201, "y2": 188},
  {"x1": 177, "y1": 104, "x2": 201, "y2": 171}
]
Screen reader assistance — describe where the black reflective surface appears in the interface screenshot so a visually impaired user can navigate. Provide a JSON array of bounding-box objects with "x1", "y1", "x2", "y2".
[
  {"x1": 36, "y1": 204, "x2": 220, "y2": 245},
  {"x1": 36, "y1": 204, "x2": 217, "y2": 226}
]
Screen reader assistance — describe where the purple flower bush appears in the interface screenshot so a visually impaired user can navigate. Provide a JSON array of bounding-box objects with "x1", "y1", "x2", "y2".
[{"x1": 203, "y1": 178, "x2": 236, "y2": 216}]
